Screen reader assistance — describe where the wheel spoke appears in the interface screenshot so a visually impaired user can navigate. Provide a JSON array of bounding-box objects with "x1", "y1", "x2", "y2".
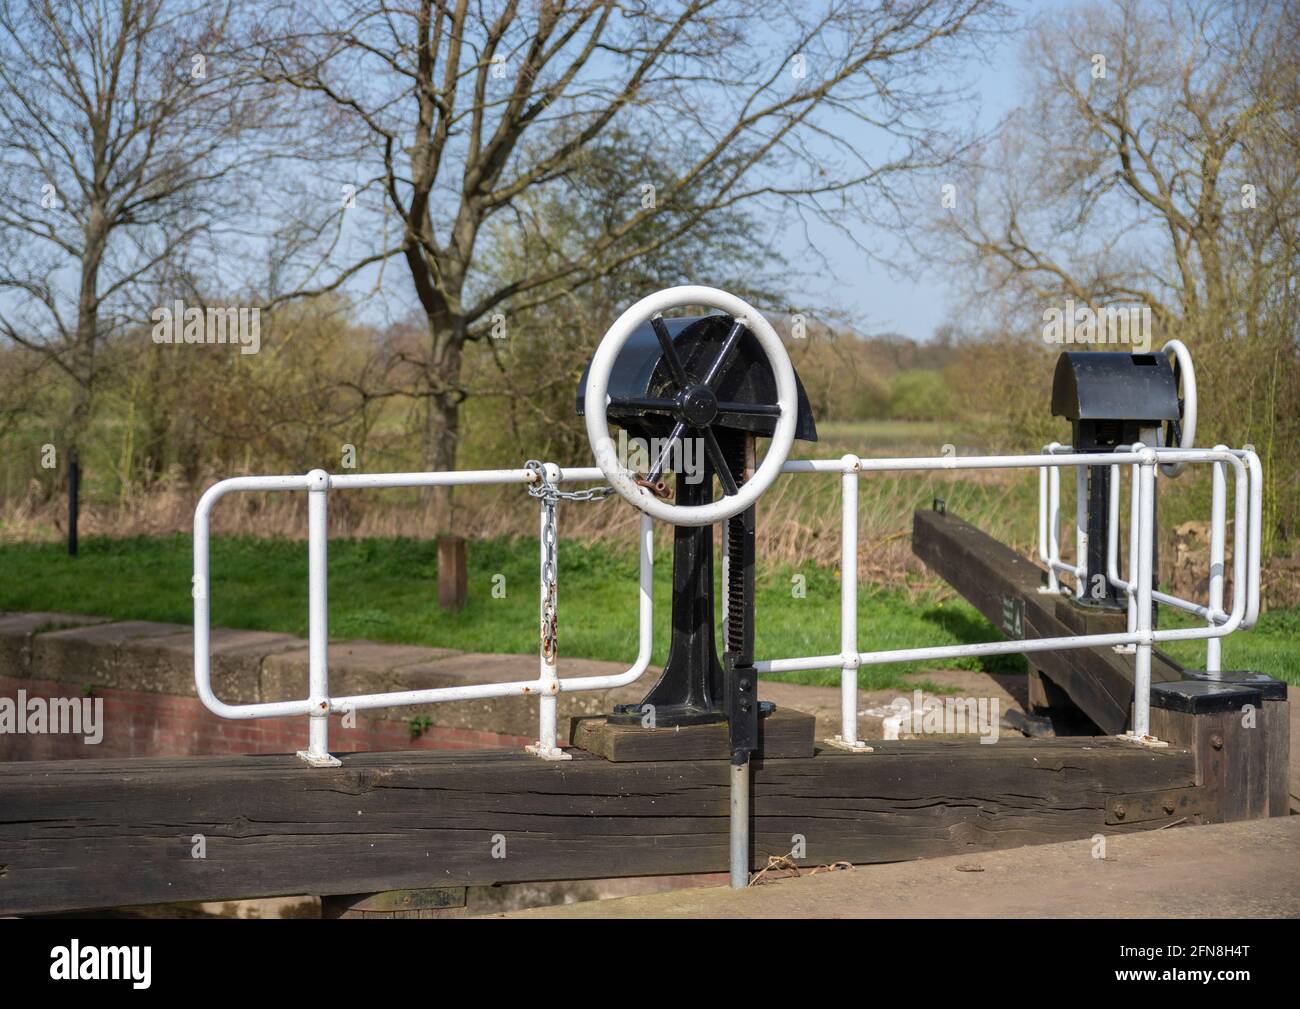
[
  {"x1": 702, "y1": 427, "x2": 739, "y2": 495},
  {"x1": 608, "y1": 394, "x2": 677, "y2": 415},
  {"x1": 702, "y1": 318, "x2": 746, "y2": 387},
  {"x1": 646, "y1": 420, "x2": 685, "y2": 483},
  {"x1": 651, "y1": 315, "x2": 690, "y2": 388},
  {"x1": 717, "y1": 401, "x2": 781, "y2": 417}
]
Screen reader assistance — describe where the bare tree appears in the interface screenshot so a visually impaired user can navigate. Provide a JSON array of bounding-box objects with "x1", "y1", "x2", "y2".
[
  {"x1": 937, "y1": 0, "x2": 1300, "y2": 546},
  {"x1": 0, "y1": 0, "x2": 263, "y2": 471},
  {"x1": 250, "y1": 0, "x2": 999, "y2": 532}
]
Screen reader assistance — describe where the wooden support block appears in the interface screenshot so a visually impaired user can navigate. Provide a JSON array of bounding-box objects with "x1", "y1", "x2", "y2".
[
  {"x1": 437, "y1": 536, "x2": 468, "y2": 612},
  {"x1": 1026, "y1": 665, "x2": 1102, "y2": 735},
  {"x1": 569, "y1": 707, "x2": 815, "y2": 761},
  {"x1": 1027, "y1": 666, "x2": 1051, "y2": 713},
  {"x1": 1149, "y1": 679, "x2": 1269, "y2": 823},
  {"x1": 1173, "y1": 670, "x2": 1289, "y2": 819},
  {"x1": 1054, "y1": 596, "x2": 1129, "y2": 636}
]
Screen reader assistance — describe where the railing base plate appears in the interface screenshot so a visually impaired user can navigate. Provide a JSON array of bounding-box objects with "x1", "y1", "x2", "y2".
[
  {"x1": 525, "y1": 743, "x2": 574, "y2": 761},
  {"x1": 1115, "y1": 732, "x2": 1168, "y2": 748},
  {"x1": 296, "y1": 749, "x2": 343, "y2": 767},
  {"x1": 823, "y1": 735, "x2": 874, "y2": 753}
]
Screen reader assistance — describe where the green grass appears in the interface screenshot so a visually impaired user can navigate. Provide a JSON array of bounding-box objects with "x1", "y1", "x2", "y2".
[
  {"x1": 0, "y1": 534, "x2": 1024, "y2": 694},
  {"x1": 0, "y1": 534, "x2": 1294, "y2": 689},
  {"x1": 1160, "y1": 605, "x2": 1300, "y2": 683}
]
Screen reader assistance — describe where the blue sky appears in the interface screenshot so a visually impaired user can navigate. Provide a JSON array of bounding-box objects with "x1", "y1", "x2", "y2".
[{"x1": 800, "y1": 15, "x2": 1028, "y2": 342}]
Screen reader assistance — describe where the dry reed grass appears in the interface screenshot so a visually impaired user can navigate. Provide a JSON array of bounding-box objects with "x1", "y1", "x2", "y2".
[
  {"x1": 0, "y1": 466, "x2": 1031, "y2": 595},
  {"x1": 4, "y1": 468, "x2": 1293, "y2": 606}
]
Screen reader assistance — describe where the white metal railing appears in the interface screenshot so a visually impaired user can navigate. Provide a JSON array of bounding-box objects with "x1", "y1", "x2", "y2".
[
  {"x1": 1039, "y1": 445, "x2": 1262, "y2": 668},
  {"x1": 193, "y1": 447, "x2": 1261, "y2": 762},
  {"x1": 756, "y1": 445, "x2": 1261, "y2": 746},
  {"x1": 193, "y1": 465, "x2": 653, "y2": 765}
]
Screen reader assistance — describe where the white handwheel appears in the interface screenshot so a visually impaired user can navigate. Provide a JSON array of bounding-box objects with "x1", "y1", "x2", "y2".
[
  {"x1": 1160, "y1": 339, "x2": 1197, "y2": 477},
  {"x1": 584, "y1": 285, "x2": 798, "y2": 526}
]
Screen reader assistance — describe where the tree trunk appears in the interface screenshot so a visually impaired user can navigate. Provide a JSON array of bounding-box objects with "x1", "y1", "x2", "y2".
[
  {"x1": 423, "y1": 389, "x2": 461, "y2": 534},
  {"x1": 67, "y1": 216, "x2": 107, "y2": 476},
  {"x1": 140, "y1": 348, "x2": 169, "y2": 484},
  {"x1": 421, "y1": 313, "x2": 466, "y2": 536}
]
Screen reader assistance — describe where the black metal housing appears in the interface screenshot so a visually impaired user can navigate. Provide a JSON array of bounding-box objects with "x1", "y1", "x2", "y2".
[
  {"x1": 1051, "y1": 351, "x2": 1180, "y2": 449},
  {"x1": 1051, "y1": 351, "x2": 1180, "y2": 611},
  {"x1": 577, "y1": 315, "x2": 818, "y2": 442}
]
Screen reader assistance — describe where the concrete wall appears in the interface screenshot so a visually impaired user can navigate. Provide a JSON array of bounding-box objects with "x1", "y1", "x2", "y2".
[{"x1": 0, "y1": 612, "x2": 645, "y2": 761}]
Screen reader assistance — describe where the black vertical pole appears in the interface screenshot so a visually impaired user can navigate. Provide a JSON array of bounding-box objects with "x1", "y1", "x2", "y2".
[
  {"x1": 1085, "y1": 464, "x2": 1123, "y2": 608},
  {"x1": 724, "y1": 431, "x2": 757, "y2": 734},
  {"x1": 723, "y1": 432, "x2": 758, "y2": 889},
  {"x1": 67, "y1": 448, "x2": 79, "y2": 557},
  {"x1": 724, "y1": 492, "x2": 757, "y2": 754}
]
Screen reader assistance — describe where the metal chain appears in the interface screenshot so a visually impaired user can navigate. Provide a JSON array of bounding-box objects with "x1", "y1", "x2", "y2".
[
  {"x1": 524, "y1": 461, "x2": 614, "y2": 664},
  {"x1": 523, "y1": 459, "x2": 617, "y2": 507}
]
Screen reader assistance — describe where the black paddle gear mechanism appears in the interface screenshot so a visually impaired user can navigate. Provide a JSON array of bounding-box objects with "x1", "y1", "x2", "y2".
[{"x1": 576, "y1": 315, "x2": 817, "y2": 758}]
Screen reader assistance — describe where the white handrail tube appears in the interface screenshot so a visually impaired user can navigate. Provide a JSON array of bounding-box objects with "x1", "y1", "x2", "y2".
[
  {"x1": 1075, "y1": 466, "x2": 1088, "y2": 598},
  {"x1": 305, "y1": 469, "x2": 331, "y2": 762},
  {"x1": 1207, "y1": 452, "x2": 1227, "y2": 674},
  {"x1": 840, "y1": 456, "x2": 861, "y2": 745},
  {"x1": 1133, "y1": 451, "x2": 1157, "y2": 738}
]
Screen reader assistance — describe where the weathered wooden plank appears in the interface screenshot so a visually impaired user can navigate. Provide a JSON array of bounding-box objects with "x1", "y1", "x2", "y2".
[
  {"x1": 569, "y1": 707, "x2": 815, "y2": 761},
  {"x1": 0, "y1": 739, "x2": 1195, "y2": 915},
  {"x1": 1265, "y1": 699, "x2": 1291, "y2": 817},
  {"x1": 912, "y1": 508, "x2": 1184, "y2": 733}
]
